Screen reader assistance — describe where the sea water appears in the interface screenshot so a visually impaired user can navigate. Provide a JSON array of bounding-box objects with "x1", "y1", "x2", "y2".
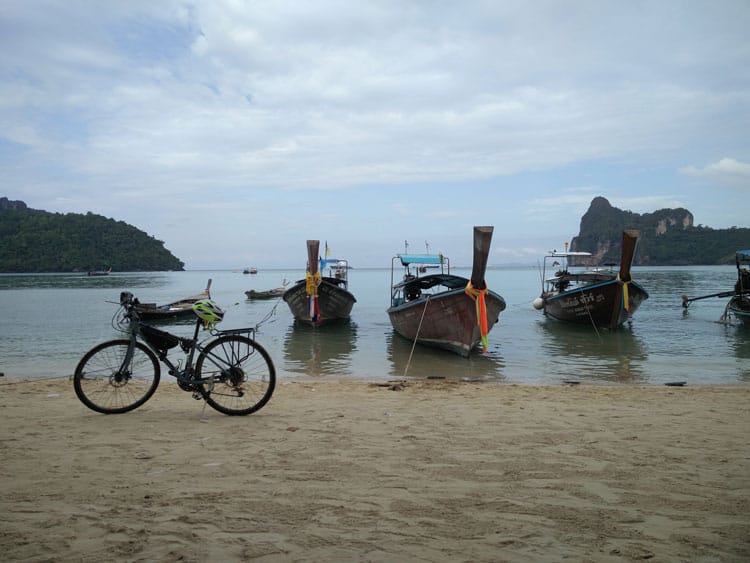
[{"x1": 0, "y1": 266, "x2": 747, "y2": 385}]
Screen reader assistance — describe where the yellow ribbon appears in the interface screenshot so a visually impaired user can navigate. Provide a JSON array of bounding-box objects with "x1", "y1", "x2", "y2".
[
  {"x1": 306, "y1": 271, "x2": 322, "y2": 322},
  {"x1": 618, "y1": 274, "x2": 630, "y2": 313},
  {"x1": 465, "y1": 281, "x2": 489, "y2": 353},
  {"x1": 305, "y1": 271, "x2": 322, "y2": 296}
]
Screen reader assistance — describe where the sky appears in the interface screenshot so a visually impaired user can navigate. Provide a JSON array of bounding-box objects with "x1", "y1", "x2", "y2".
[{"x1": 1, "y1": 1, "x2": 749, "y2": 269}]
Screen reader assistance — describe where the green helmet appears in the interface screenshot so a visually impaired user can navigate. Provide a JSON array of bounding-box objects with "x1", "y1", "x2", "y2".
[{"x1": 192, "y1": 299, "x2": 224, "y2": 327}]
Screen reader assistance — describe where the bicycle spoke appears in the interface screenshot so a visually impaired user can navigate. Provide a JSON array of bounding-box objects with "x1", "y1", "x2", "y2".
[
  {"x1": 195, "y1": 335, "x2": 275, "y2": 415},
  {"x1": 74, "y1": 340, "x2": 160, "y2": 414}
]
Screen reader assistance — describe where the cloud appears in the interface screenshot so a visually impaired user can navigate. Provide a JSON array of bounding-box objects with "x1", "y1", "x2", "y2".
[
  {"x1": 608, "y1": 196, "x2": 687, "y2": 213},
  {"x1": 680, "y1": 158, "x2": 750, "y2": 185},
  {"x1": 1, "y1": 1, "x2": 748, "y2": 267},
  {"x1": 4, "y1": 1, "x2": 748, "y2": 196},
  {"x1": 530, "y1": 190, "x2": 599, "y2": 209}
]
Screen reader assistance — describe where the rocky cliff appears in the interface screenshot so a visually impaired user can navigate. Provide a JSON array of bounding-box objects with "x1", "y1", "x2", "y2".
[{"x1": 570, "y1": 197, "x2": 747, "y2": 265}]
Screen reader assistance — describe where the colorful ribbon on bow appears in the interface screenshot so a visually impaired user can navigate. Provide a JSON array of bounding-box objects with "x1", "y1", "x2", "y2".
[
  {"x1": 465, "y1": 280, "x2": 489, "y2": 353},
  {"x1": 306, "y1": 271, "x2": 322, "y2": 323}
]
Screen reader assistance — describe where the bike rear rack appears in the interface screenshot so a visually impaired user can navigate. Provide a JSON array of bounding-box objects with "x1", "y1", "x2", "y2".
[{"x1": 213, "y1": 327, "x2": 256, "y2": 338}]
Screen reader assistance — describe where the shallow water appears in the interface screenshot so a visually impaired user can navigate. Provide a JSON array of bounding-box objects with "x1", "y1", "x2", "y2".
[{"x1": 0, "y1": 266, "x2": 747, "y2": 384}]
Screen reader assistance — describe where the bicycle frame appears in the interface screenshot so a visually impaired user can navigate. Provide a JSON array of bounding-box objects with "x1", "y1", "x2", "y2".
[{"x1": 117, "y1": 291, "x2": 256, "y2": 385}]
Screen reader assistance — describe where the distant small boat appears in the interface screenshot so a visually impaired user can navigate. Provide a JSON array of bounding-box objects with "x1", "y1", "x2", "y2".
[
  {"x1": 87, "y1": 267, "x2": 111, "y2": 277},
  {"x1": 243, "y1": 267, "x2": 258, "y2": 274},
  {"x1": 387, "y1": 226, "x2": 506, "y2": 357},
  {"x1": 134, "y1": 279, "x2": 212, "y2": 321},
  {"x1": 533, "y1": 230, "x2": 649, "y2": 329},
  {"x1": 682, "y1": 249, "x2": 750, "y2": 326},
  {"x1": 283, "y1": 241, "x2": 356, "y2": 325}
]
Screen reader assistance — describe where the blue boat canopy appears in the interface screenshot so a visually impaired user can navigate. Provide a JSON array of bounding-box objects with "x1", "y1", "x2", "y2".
[
  {"x1": 319, "y1": 258, "x2": 347, "y2": 270},
  {"x1": 737, "y1": 250, "x2": 750, "y2": 259},
  {"x1": 398, "y1": 253, "x2": 444, "y2": 266}
]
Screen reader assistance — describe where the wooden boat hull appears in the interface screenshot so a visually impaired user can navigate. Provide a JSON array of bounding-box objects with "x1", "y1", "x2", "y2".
[
  {"x1": 134, "y1": 299, "x2": 201, "y2": 320},
  {"x1": 542, "y1": 279, "x2": 648, "y2": 329},
  {"x1": 245, "y1": 288, "x2": 285, "y2": 300},
  {"x1": 283, "y1": 280, "x2": 356, "y2": 325},
  {"x1": 388, "y1": 287, "x2": 506, "y2": 357},
  {"x1": 134, "y1": 289, "x2": 210, "y2": 321},
  {"x1": 728, "y1": 295, "x2": 750, "y2": 326}
]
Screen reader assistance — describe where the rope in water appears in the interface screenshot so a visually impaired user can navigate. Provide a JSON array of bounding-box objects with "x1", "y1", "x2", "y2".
[
  {"x1": 403, "y1": 295, "x2": 431, "y2": 377},
  {"x1": 253, "y1": 297, "x2": 284, "y2": 331},
  {"x1": 582, "y1": 296, "x2": 602, "y2": 342}
]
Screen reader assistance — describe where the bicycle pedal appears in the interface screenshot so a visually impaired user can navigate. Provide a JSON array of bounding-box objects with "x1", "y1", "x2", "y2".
[{"x1": 191, "y1": 392, "x2": 203, "y2": 401}]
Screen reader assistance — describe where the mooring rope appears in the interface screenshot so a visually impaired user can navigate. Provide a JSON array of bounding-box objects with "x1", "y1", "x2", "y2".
[
  {"x1": 253, "y1": 297, "x2": 284, "y2": 331},
  {"x1": 403, "y1": 295, "x2": 431, "y2": 377},
  {"x1": 582, "y1": 297, "x2": 602, "y2": 342}
]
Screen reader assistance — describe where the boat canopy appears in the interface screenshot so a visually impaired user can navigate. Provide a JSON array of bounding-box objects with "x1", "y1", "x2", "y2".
[
  {"x1": 545, "y1": 271, "x2": 616, "y2": 284},
  {"x1": 737, "y1": 250, "x2": 750, "y2": 260},
  {"x1": 392, "y1": 273, "x2": 467, "y2": 291},
  {"x1": 398, "y1": 253, "x2": 444, "y2": 266},
  {"x1": 319, "y1": 258, "x2": 347, "y2": 269}
]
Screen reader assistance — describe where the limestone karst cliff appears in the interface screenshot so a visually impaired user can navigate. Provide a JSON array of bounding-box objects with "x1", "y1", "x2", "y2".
[{"x1": 569, "y1": 197, "x2": 746, "y2": 265}]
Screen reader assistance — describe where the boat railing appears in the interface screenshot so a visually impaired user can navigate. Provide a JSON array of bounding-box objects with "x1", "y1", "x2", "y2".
[
  {"x1": 320, "y1": 258, "x2": 350, "y2": 288},
  {"x1": 389, "y1": 254, "x2": 450, "y2": 307}
]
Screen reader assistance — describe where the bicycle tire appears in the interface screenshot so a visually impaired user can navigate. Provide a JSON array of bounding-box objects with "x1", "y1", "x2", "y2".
[
  {"x1": 73, "y1": 339, "x2": 160, "y2": 414},
  {"x1": 195, "y1": 334, "x2": 275, "y2": 416}
]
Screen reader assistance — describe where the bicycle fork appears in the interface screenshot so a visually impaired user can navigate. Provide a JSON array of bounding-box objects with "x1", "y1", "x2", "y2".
[{"x1": 115, "y1": 334, "x2": 139, "y2": 384}]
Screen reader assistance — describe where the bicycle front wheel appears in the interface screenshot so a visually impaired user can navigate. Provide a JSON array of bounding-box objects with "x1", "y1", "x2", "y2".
[
  {"x1": 73, "y1": 339, "x2": 160, "y2": 414},
  {"x1": 195, "y1": 335, "x2": 275, "y2": 415}
]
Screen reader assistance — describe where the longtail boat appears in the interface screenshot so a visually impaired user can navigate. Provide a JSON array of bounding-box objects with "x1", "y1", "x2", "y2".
[
  {"x1": 245, "y1": 278, "x2": 288, "y2": 300},
  {"x1": 87, "y1": 267, "x2": 111, "y2": 276},
  {"x1": 245, "y1": 287, "x2": 285, "y2": 300},
  {"x1": 387, "y1": 226, "x2": 506, "y2": 357},
  {"x1": 727, "y1": 250, "x2": 750, "y2": 325},
  {"x1": 283, "y1": 240, "x2": 356, "y2": 325},
  {"x1": 533, "y1": 230, "x2": 648, "y2": 329},
  {"x1": 682, "y1": 249, "x2": 750, "y2": 326},
  {"x1": 134, "y1": 279, "x2": 212, "y2": 321}
]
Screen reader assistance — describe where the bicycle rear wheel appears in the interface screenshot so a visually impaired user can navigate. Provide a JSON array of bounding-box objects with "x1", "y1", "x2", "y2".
[
  {"x1": 73, "y1": 339, "x2": 160, "y2": 414},
  {"x1": 195, "y1": 335, "x2": 275, "y2": 415}
]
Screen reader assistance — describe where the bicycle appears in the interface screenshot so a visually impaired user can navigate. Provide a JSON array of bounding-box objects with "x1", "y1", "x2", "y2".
[{"x1": 73, "y1": 291, "x2": 276, "y2": 416}]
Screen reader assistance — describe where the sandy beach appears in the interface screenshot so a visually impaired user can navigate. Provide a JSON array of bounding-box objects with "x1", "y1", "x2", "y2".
[{"x1": 1, "y1": 377, "x2": 749, "y2": 562}]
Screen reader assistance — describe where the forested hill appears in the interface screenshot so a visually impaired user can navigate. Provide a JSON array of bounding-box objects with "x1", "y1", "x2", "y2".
[
  {"x1": 570, "y1": 196, "x2": 749, "y2": 266},
  {"x1": 0, "y1": 197, "x2": 185, "y2": 272}
]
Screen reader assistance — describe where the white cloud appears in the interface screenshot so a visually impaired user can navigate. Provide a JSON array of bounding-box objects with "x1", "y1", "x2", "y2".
[
  {"x1": 608, "y1": 196, "x2": 688, "y2": 213},
  {"x1": 680, "y1": 158, "x2": 750, "y2": 185},
  {"x1": 1, "y1": 1, "x2": 748, "y2": 267}
]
